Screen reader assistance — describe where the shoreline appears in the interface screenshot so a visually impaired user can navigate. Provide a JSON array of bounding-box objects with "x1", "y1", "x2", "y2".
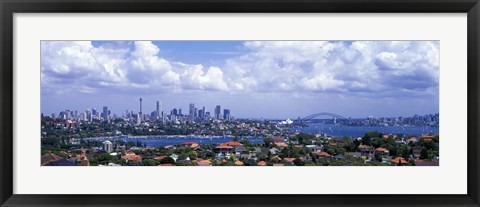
[{"x1": 82, "y1": 135, "x2": 263, "y2": 140}]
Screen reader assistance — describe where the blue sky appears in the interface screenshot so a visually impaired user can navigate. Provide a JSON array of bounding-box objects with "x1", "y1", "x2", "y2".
[{"x1": 41, "y1": 41, "x2": 439, "y2": 119}]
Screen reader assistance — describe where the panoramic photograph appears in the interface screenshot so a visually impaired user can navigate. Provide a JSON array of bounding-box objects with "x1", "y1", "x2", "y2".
[{"x1": 41, "y1": 40, "x2": 439, "y2": 166}]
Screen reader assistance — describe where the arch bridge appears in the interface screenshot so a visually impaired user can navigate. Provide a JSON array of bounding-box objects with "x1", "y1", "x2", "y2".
[{"x1": 298, "y1": 112, "x2": 348, "y2": 121}]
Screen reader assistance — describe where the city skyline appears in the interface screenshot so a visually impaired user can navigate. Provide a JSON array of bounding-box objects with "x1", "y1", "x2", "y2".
[
  {"x1": 44, "y1": 98, "x2": 438, "y2": 121},
  {"x1": 41, "y1": 41, "x2": 439, "y2": 118}
]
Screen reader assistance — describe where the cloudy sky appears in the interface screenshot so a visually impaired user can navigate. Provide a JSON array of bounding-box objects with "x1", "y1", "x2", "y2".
[{"x1": 41, "y1": 40, "x2": 439, "y2": 119}]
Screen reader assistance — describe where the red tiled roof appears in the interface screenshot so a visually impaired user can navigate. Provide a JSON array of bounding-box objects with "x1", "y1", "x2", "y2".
[
  {"x1": 271, "y1": 155, "x2": 282, "y2": 161},
  {"x1": 181, "y1": 142, "x2": 199, "y2": 148},
  {"x1": 257, "y1": 161, "x2": 267, "y2": 166},
  {"x1": 275, "y1": 142, "x2": 288, "y2": 147},
  {"x1": 215, "y1": 145, "x2": 233, "y2": 149},
  {"x1": 317, "y1": 151, "x2": 330, "y2": 157},
  {"x1": 153, "y1": 156, "x2": 167, "y2": 161},
  {"x1": 223, "y1": 141, "x2": 243, "y2": 146},
  {"x1": 198, "y1": 160, "x2": 212, "y2": 165},
  {"x1": 391, "y1": 157, "x2": 408, "y2": 164},
  {"x1": 121, "y1": 154, "x2": 143, "y2": 161},
  {"x1": 421, "y1": 135, "x2": 434, "y2": 139},
  {"x1": 235, "y1": 160, "x2": 244, "y2": 166},
  {"x1": 375, "y1": 147, "x2": 389, "y2": 152},
  {"x1": 284, "y1": 158, "x2": 295, "y2": 162}
]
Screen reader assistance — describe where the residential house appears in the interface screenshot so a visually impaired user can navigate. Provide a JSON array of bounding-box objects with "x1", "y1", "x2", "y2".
[
  {"x1": 121, "y1": 154, "x2": 143, "y2": 162},
  {"x1": 234, "y1": 160, "x2": 244, "y2": 166},
  {"x1": 391, "y1": 157, "x2": 408, "y2": 165},
  {"x1": 375, "y1": 147, "x2": 390, "y2": 156},
  {"x1": 257, "y1": 161, "x2": 267, "y2": 166},
  {"x1": 180, "y1": 141, "x2": 199, "y2": 148},
  {"x1": 358, "y1": 144, "x2": 374, "y2": 155}
]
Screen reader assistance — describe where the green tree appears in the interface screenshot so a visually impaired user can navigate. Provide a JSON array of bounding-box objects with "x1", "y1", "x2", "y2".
[
  {"x1": 293, "y1": 158, "x2": 305, "y2": 166},
  {"x1": 97, "y1": 153, "x2": 114, "y2": 165},
  {"x1": 143, "y1": 159, "x2": 158, "y2": 166},
  {"x1": 364, "y1": 131, "x2": 382, "y2": 139},
  {"x1": 263, "y1": 138, "x2": 274, "y2": 147},
  {"x1": 160, "y1": 157, "x2": 175, "y2": 164}
]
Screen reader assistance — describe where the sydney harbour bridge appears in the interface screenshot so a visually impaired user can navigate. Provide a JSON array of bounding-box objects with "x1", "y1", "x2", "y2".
[{"x1": 295, "y1": 112, "x2": 349, "y2": 124}]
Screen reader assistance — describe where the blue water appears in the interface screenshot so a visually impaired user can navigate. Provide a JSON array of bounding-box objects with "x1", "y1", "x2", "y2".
[
  {"x1": 115, "y1": 124, "x2": 438, "y2": 147},
  {"x1": 289, "y1": 123, "x2": 439, "y2": 138},
  {"x1": 119, "y1": 137, "x2": 264, "y2": 148}
]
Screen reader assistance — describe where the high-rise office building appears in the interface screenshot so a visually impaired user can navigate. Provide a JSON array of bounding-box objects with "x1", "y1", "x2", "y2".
[
  {"x1": 81, "y1": 112, "x2": 86, "y2": 121},
  {"x1": 92, "y1": 108, "x2": 97, "y2": 116},
  {"x1": 156, "y1": 100, "x2": 163, "y2": 119},
  {"x1": 200, "y1": 106, "x2": 206, "y2": 118},
  {"x1": 102, "y1": 106, "x2": 108, "y2": 119},
  {"x1": 215, "y1": 105, "x2": 221, "y2": 120},
  {"x1": 189, "y1": 103, "x2": 195, "y2": 120},
  {"x1": 86, "y1": 109, "x2": 92, "y2": 122},
  {"x1": 65, "y1": 110, "x2": 71, "y2": 119},
  {"x1": 198, "y1": 108, "x2": 204, "y2": 119},
  {"x1": 223, "y1": 109, "x2": 231, "y2": 121}
]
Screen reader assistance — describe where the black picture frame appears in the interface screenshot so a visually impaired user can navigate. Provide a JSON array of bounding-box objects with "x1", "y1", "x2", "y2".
[{"x1": 1, "y1": 0, "x2": 479, "y2": 206}]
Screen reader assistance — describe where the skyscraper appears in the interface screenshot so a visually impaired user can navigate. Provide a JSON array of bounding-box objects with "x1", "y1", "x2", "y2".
[
  {"x1": 189, "y1": 103, "x2": 195, "y2": 120},
  {"x1": 102, "y1": 106, "x2": 108, "y2": 119},
  {"x1": 92, "y1": 108, "x2": 97, "y2": 116},
  {"x1": 198, "y1": 108, "x2": 204, "y2": 119},
  {"x1": 223, "y1": 109, "x2": 231, "y2": 121},
  {"x1": 86, "y1": 109, "x2": 92, "y2": 122},
  {"x1": 215, "y1": 105, "x2": 221, "y2": 120}
]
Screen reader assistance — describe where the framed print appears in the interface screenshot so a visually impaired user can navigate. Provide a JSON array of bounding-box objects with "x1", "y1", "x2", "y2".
[{"x1": 1, "y1": 0, "x2": 479, "y2": 206}]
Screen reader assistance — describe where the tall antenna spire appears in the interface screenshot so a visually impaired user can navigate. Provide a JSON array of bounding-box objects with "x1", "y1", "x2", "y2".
[{"x1": 139, "y1": 97, "x2": 142, "y2": 114}]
